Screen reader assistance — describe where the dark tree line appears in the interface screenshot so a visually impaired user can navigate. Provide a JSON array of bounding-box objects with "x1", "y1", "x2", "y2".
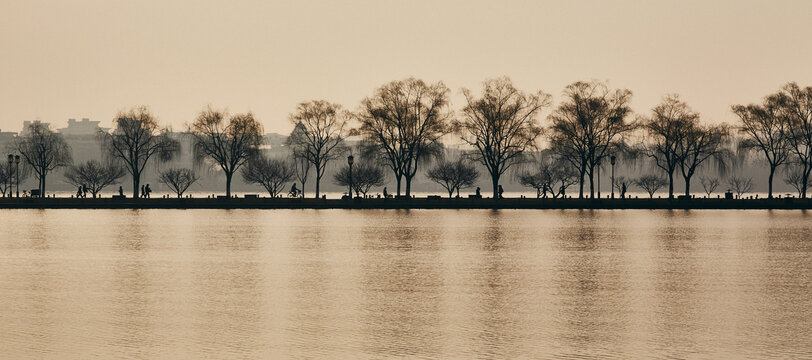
[{"x1": 4, "y1": 81, "x2": 812, "y2": 199}]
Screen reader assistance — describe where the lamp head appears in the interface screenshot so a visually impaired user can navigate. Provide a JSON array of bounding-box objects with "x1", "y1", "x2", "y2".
[
  {"x1": 14, "y1": 155, "x2": 19, "y2": 164},
  {"x1": 7, "y1": 154, "x2": 12, "y2": 164},
  {"x1": 348, "y1": 154, "x2": 354, "y2": 165},
  {"x1": 610, "y1": 155, "x2": 616, "y2": 165}
]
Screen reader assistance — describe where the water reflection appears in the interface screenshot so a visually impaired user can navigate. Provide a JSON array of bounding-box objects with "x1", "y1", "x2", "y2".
[
  {"x1": 2, "y1": 209, "x2": 812, "y2": 358},
  {"x1": 360, "y1": 212, "x2": 443, "y2": 358}
]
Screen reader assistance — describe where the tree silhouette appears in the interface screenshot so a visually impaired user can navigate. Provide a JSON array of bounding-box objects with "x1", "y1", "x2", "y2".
[
  {"x1": 358, "y1": 78, "x2": 451, "y2": 197},
  {"x1": 426, "y1": 158, "x2": 479, "y2": 198},
  {"x1": 100, "y1": 106, "x2": 179, "y2": 199},
  {"x1": 241, "y1": 156, "x2": 294, "y2": 198},
  {"x1": 676, "y1": 122, "x2": 731, "y2": 197},
  {"x1": 516, "y1": 153, "x2": 577, "y2": 199},
  {"x1": 549, "y1": 80, "x2": 634, "y2": 198},
  {"x1": 783, "y1": 163, "x2": 810, "y2": 198},
  {"x1": 732, "y1": 95, "x2": 790, "y2": 198},
  {"x1": 159, "y1": 168, "x2": 199, "y2": 198},
  {"x1": 333, "y1": 161, "x2": 386, "y2": 197},
  {"x1": 635, "y1": 174, "x2": 667, "y2": 198},
  {"x1": 639, "y1": 95, "x2": 695, "y2": 198},
  {"x1": 64, "y1": 160, "x2": 126, "y2": 198},
  {"x1": 700, "y1": 176, "x2": 720, "y2": 197},
  {"x1": 456, "y1": 77, "x2": 551, "y2": 199},
  {"x1": 287, "y1": 101, "x2": 348, "y2": 198},
  {"x1": 13, "y1": 121, "x2": 72, "y2": 197},
  {"x1": 775, "y1": 83, "x2": 812, "y2": 198},
  {"x1": 727, "y1": 176, "x2": 753, "y2": 198},
  {"x1": 191, "y1": 106, "x2": 263, "y2": 198},
  {"x1": 0, "y1": 160, "x2": 29, "y2": 197}
]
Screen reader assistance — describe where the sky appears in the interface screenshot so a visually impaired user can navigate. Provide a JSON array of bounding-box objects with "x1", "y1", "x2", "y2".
[{"x1": 1, "y1": 0, "x2": 811, "y2": 134}]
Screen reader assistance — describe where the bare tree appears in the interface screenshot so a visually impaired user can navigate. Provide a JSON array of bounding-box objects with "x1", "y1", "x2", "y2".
[
  {"x1": 517, "y1": 153, "x2": 577, "y2": 199},
  {"x1": 549, "y1": 80, "x2": 634, "y2": 198},
  {"x1": 158, "y1": 168, "x2": 199, "y2": 198},
  {"x1": 290, "y1": 126, "x2": 311, "y2": 198},
  {"x1": 13, "y1": 121, "x2": 72, "y2": 197},
  {"x1": 640, "y1": 95, "x2": 696, "y2": 198},
  {"x1": 357, "y1": 78, "x2": 451, "y2": 197},
  {"x1": 727, "y1": 176, "x2": 753, "y2": 198},
  {"x1": 333, "y1": 161, "x2": 386, "y2": 197},
  {"x1": 0, "y1": 161, "x2": 29, "y2": 197},
  {"x1": 455, "y1": 77, "x2": 551, "y2": 198},
  {"x1": 676, "y1": 122, "x2": 731, "y2": 197},
  {"x1": 191, "y1": 106, "x2": 263, "y2": 198},
  {"x1": 700, "y1": 176, "x2": 720, "y2": 197},
  {"x1": 100, "y1": 106, "x2": 180, "y2": 199},
  {"x1": 732, "y1": 96, "x2": 790, "y2": 198},
  {"x1": 784, "y1": 163, "x2": 811, "y2": 198},
  {"x1": 775, "y1": 83, "x2": 812, "y2": 198},
  {"x1": 241, "y1": 156, "x2": 294, "y2": 198},
  {"x1": 635, "y1": 174, "x2": 667, "y2": 198},
  {"x1": 64, "y1": 160, "x2": 126, "y2": 198},
  {"x1": 426, "y1": 158, "x2": 479, "y2": 198},
  {"x1": 287, "y1": 101, "x2": 348, "y2": 198}
]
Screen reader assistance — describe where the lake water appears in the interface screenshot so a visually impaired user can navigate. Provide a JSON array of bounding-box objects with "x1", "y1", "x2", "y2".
[{"x1": 1, "y1": 209, "x2": 810, "y2": 359}]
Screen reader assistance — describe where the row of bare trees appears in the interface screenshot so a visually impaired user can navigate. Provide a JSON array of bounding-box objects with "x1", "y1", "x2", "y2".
[{"x1": 6, "y1": 79, "x2": 811, "y2": 200}]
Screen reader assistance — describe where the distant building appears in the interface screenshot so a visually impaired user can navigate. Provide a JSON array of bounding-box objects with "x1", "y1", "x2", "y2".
[
  {"x1": 57, "y1": 118, "x2": 108, "y2": 136},
  {"x1": 21, "y1": 120, "x2": 51, "y2": 136},
  {"x1": 0, "y1": 129, "x2": 16, "y2": 143}
]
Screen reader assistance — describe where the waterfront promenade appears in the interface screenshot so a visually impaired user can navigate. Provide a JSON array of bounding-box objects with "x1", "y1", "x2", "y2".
[{"x1": 1, "y1": 196, "x2": 810, "y2": 210}]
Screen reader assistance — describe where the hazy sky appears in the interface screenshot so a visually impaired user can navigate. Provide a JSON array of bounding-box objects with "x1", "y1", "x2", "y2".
[{"x1": 1, "y1": 0, "x2": 810, "y2": 134}]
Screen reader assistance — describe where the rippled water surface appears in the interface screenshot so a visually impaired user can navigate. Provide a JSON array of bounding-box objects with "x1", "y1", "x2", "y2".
[{"x1": 1, "y1": 209, "x2": 811, "y2": 359}]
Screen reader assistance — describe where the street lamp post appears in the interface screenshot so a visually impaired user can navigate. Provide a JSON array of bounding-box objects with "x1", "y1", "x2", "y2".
[
  {"x1": 610, "y1": 155, "x2": 616, "y2": 199},
  {"x1": 6, "y1": 155, "x2": 12, "y2": 198},
  {"x1": 347, "y1": 155, "x2": 354, "y2": 199},
  {"x1": 596, "y1": 158, "x2": 601, "y2": 199},
  {"x1": 14, "y1": 155, "x2": 20, "y2": 198}
]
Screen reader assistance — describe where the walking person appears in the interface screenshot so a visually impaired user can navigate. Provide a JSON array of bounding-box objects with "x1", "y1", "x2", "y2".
[
  {"x1": 76, "y1": 186, "x2": 83, "y2": 198},
  {"x1": 141, "y1": 185, "x2": 146, "y2": 198},
  {"x1": 82, "y1": 184, "x2": 88, "y2": 198},
  {"x1": 145, "y1": 184, "x2": 152, "y2": 198},
  {"x1": 498, "y1": 185, "x2": 504, "y2": 199}
]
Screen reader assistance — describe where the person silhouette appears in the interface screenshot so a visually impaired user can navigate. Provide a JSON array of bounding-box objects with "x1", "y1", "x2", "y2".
[
  {"x1": 383, "y1": 187, "x2": 388, "y2": 198},
  {"x1": 76, "y1": 186, "x2": 83, "y2": 198},
  {"x1": 141, "y1": 185, "x2": 146, "y2": 198},
  {"x1": 82, "y1": 184, "x2": 88, "y2": 198},
  {"x1": 475, "y1": 187, "x2": 481, "y2": 198},
  {"x1": 145, "y1": 184, "x2": 152, "y2": 198},
  {"x1": 118, "y1": 186, "x2": 124, "y2": 197},
  {"x1": 498, "y1": 185, "x2": 504, "y2": 199},
  {"x1": 621, "y1": 183, "x2": 627, "y2": 199},
  {"x1": 290, "y1": 182, "x2": 299, "y2": 197}
]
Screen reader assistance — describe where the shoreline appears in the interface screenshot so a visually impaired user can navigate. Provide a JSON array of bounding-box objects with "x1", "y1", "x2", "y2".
[{"x1": 0, "y1": 197, "x2": 810, "y2": 210}]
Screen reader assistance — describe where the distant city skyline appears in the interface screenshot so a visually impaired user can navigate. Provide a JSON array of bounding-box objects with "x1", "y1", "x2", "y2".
[{"x1": 2, "y1": 0, "x2": 811, "y2": 135}]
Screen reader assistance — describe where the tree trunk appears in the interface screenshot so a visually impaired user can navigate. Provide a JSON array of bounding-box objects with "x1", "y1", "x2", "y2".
[
  {"x1": 491, "y1": 173, "x2": 499, "y2": 199},
  {"x1": 588, "y1": 169, "x2": 595, "y2": 199},
  {"x1": 225, "y1": 171, "x2": 233, "y2": 197},
  {"x1": 684, "y1": 174, "x2": 693, "y2": 197},
  {"x1": 578, "y1": 166, "x2": 585, "y2": 199},
  {"x1": 40, "y1": 175, "x2": 45, "y2": 198},
  {"x1": 405, "y1": 175, "x2": 412, "y2": 197},
  {"x1": 133, "y1": 175, "x2": 140, "y2": 199},
  {"x1": 668, "y1": 171, "x2": 674, "y2": 199},
  {"x1": 315, "y1": 176, "x2": 320, "y2": 199},
  {"x1": 768, "y1": 166, "x2": 775, "y2": 199},
  {"x1": 396, "y1": 175, "x2": 402, "y2": 196}
]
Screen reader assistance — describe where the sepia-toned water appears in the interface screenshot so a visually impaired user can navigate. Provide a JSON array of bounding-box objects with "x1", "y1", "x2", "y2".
[{"x1": 1, "y1": 209, "x2": 811, "y2": 359}]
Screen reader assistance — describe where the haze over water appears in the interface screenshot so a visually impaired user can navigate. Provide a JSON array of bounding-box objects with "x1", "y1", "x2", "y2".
[{"x1": 1, "y1": 209, "x2": 811, "y2": 359}]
